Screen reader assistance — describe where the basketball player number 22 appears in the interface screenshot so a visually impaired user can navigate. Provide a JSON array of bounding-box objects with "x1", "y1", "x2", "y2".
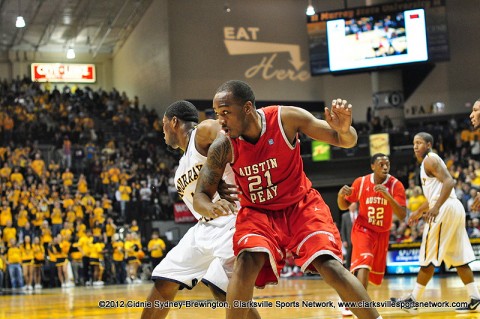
[
  {"x1": 247, "y1": 171, "x2": 273, "y2": 192},
  {"x1": 367, "y1": 206, "x2": 384, "y2": 226}
]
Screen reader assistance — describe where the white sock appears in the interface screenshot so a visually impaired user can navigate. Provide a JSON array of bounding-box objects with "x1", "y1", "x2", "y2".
[
  {"x1": 466, "y1": 282, "x2": 480, "y2": 299},
  {"x1": 411, "y1": 283, "x2": 426, "y2": 301},
  {"x1": 376, "y1": 316, "x2": 383, "y2": 319}
]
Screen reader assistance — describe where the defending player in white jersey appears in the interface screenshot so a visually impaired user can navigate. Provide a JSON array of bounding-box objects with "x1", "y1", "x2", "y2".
[
  {"x1": 392, "y1": 132, "x2": 480, "y2": 314},
  {"x1": 141, "y1": 101, "x2": 259, "y2": 319}
]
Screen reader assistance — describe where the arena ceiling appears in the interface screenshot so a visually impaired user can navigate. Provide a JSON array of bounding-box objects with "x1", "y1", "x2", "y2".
[{"x1": 0, "y1": 0, "x2": 153, "y2": 57}]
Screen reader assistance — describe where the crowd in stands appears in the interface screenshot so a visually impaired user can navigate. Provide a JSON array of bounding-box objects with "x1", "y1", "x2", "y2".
[{"x1": 0, "y1": 77, "x2": 174, "y2": 290}]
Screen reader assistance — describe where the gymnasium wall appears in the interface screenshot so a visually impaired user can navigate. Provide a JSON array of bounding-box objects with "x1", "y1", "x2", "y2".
[{"x1": 111, "y1": 0, "x2": 479, "y2": 119}]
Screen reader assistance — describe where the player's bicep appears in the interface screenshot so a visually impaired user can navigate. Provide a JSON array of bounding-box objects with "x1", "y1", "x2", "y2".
[
  {"x1": 425, "y1": 156, "x2": 451, "y2": 183},
  {"x1": 282, "y1": 106, "x2": 339, "y2": 145}
]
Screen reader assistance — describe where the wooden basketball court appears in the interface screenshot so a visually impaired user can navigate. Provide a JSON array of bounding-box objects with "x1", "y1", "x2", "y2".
[{"x1": 3, "y1": 275, "x2": 480, "y2": 318}]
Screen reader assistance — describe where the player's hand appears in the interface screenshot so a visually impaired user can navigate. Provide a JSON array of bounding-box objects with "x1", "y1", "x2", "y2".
[
  {"x1": 325, "y1": 99, "x2": 353, "y2": 134},
  {"x1": 407, "y1": 210, "x2": 423, "y2": 226},
  {"x1": 205, "y1": 199, "x2": 237, "y2": 219},
  {"x1": 472, "y1": 193, "x2": 480, "y2": 211},
  {"x1": 218, "y1": 179, "x2": 239, "y2": 204},
  {"x1": 424, "y1": 206, "x2": 439, "y2": 224},
  {"x1": 338, "y1": 185, "x2": 352, "y2": 197},
  {"x1": 374, "y1": 184, "x2": 389, "y2": 197}
]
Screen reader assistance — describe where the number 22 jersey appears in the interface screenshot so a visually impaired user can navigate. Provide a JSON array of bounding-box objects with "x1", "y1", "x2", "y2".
[{"x1": 345, "y1": 173, "x2": 406, "y2": 232}]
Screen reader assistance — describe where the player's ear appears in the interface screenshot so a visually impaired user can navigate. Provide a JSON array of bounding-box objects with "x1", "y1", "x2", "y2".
[
  {"x1": 171, "y1": 116, "x2": 178, "y2": 127},
  {"x1": 243, "y1": 101, "x2": 253, "y2": 114}
]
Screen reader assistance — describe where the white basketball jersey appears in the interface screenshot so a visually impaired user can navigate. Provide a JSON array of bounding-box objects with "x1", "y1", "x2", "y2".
[
  {"x1": 174, "y1": 128, "x2": 236, "y2": 227},
  {"x1": 420, "y1": 152, "x2": 456, "y2": 205}
]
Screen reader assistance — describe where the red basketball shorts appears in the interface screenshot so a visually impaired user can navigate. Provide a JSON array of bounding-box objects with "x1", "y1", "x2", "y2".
[
  {"x1": 350, "y1": 223, "x2": 389, "y2": 285},
  {"x1": 233, "y1": 188, "x2": 343, "y2": 288}
]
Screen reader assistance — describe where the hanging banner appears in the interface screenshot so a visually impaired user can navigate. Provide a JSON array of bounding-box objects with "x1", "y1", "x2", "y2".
[
  {"x1": 173, "y1": 202, "x2": 196, "y2": 223},
  {"x1": 369, "y1": 133, "x2": 390, "y2": 156}
]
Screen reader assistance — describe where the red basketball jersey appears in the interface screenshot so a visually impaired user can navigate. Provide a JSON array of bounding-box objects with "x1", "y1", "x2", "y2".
[
  {"x1": 229, "y1": 105, "x2": 312, "y2": 210},
  {"x1": 345, "y1": 173, "x2": 406, "y2": 232}
]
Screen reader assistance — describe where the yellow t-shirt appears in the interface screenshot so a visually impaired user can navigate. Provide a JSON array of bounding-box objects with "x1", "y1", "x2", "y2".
[
  {"x1": 7, "y1": 246, "x2": 22, "y2": 263},
  {"x1": 0, "y1": 208, "x2": 12, "y2": 226},
  {"x1": 33, "y1": 243, "x2": 45, "y2": 261},
  {"x1": 148, "y1": 238, "x2": 166, "y2": 258},
  {"x1": 16, "y1": 209, "x2": 29, "y2": 227},
  {"x1": 51, "y1": 208, "x2": 63, "y2": 225},
  {"x1": 407, "y1": 194, "x2": 427, "y2": 213},
  {"x1": 119, "y1": 185, "x2": 132, "y2": 201},
  {"x1": 21, "y1": 243, "x2": 34, "y2": 260},
  {"x1": 78, "y1": 236, "x2": 93, "y2": 256},
  {"x1": 3, "y1": 227, "x2": 17, "y2": 243},
  {"x1": 112, "y1": 241, "x2": 125, "y2": 262}
]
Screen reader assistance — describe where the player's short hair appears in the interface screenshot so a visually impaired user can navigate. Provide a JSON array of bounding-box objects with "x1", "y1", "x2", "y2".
[
  {"x1": 216, "y1": 80, "x2": 256, "y2": 107},
  {"x1": 415, "y1": 132, "x2": 434, "y2": 145},
  {"x1": 371, "y1": 153, "x2": 388, "y2": 164},
  {"x1": 164, "y1": 100, "x2": 199, "y2": 123}
]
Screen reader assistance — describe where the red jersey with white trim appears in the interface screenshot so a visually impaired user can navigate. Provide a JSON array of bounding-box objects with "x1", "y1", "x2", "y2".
[
  {"x1": 345, "y1": 173, "x2": 406, "y2": 232},
  {"x1": 229, "y1": 105, "x2": 312, "y2": 210}
]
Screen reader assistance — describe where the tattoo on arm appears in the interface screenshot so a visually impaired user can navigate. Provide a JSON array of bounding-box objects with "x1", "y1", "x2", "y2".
[
  {"x1": 208, "y1": 136, "x2": 231, "y2": 170},
  {"x1": 201, "y1": 136, "x2": 231, "y2": 188}
]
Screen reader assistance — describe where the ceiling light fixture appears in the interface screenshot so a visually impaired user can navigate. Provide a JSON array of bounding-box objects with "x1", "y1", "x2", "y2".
[
  {"x1": 306, "y1": 0, "x2": 315, "y2": 16},
  {"x1": 224, "y1": 1, "x2": 231, "y2": 13},
  {"x1": 16, "y1": 0, "x2": 26, "y2": 28},
  {"x1": 16, "y1": 16, "x2": 26, "y2": 28},
  {"x1": 66, "y1": 48, "x2": 76, "y2": 59}
]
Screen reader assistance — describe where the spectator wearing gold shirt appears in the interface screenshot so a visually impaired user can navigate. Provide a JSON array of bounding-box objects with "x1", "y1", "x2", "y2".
[
  {"x1": 31, "y1": 153, "x2": 46, "y2": 179},
  {"x1": 10, "y1": 167, "x2": 24, "y2": 186},
  {"x1": 90, "y1": 237, "x2": 105, "y2": 286},
  {"x1": 3, "y1": 220, "x2": 16, "y2": 245},
  {"x1": 124, "y1": 232, "x2": 141, "y2": 284},
  {"x1": 78, "y1": 229, "x2": 94, "y2": 285},
  {"x1": 77, "y1": 174, "x2": 89, "y2": 195},
  {"x1": 50, "y1": 201, "x2": 64, "y2": 237},
  {"x1": 118, "y1": 179, "x2": 132, "y2": 222},
  {"x1": 111, "y1": 234, "x2": 126, "y2": 284},
  {"x1": 32, "y1": 236, "x2": 45, "y2": 289},
  {"x1": 40, "y1": 220, "x2": 53, "y2": 252},
  {"x1": 147, "y1": 231, "x2": 166, "y2": 269},
  {"x1": 20, "y1": 235, "x2": 34, "y2": 290},
  {"x1": 0, "y1": 201, "x2": 12, "y2": 228},
  {"x1": 0, "y1": 162, "x2": 12, "y2": 181},
  {"x1": 105, "y1": 217, "x2": 116, "y2": 243},
  {"x1": 16, "y1": 204, "x2": 29, "y2": 232},
  {"x1": 61, "y1": 168, "x2": 74, "y2": 190},
  {"x1": 7, "y1": 238, "x2": 24, "y2": 288}
]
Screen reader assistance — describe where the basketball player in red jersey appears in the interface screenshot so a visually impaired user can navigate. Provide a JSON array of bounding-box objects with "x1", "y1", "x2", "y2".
[
  {"x1": 337, "y1": 154, "x2": 406, "y2": 290},
  {"x1": 193, "y1": 80, "x2": 382, "y2": 319}
]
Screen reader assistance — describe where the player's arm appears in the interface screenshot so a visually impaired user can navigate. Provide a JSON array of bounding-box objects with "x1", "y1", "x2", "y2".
[
  {"x1": 337, "y1": 185, "x2": 353, "y2": 210},
  {"x1": 423, "y1": 155, "x2": 456, "y2": 223},
  {"x1": 281, "y1": 99, "x2": 357, "y2": 148},
  {"x1": 195, "y1": 119, "x2": 239, "y2": 203},
  {"x1": 193, "y1": 135, "x2": 236, "y2": 218}
]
